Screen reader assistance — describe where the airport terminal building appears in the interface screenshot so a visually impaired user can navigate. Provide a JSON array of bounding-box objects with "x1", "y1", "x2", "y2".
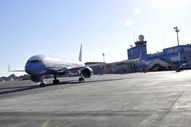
[
  {"x1": 128, "y1": 35, "x2": 191, "y2": 72},
  {"x1": 88, "y1": 35, "x2": 191, "y2": 74}
]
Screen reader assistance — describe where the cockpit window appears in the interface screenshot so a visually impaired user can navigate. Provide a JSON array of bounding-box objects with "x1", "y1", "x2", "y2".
[
  {"x1": 26, "y1": 60, "x2": 30, "y2": 64},
  {"x1": 27, "y1": 60, "x2": 42, "y2": 64}
]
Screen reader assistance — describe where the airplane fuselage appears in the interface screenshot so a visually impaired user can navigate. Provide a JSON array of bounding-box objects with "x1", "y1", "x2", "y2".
[
  {"x1": 24, "y1": 54, "x2": 93, "y2": 86},
  {"x1": 25, "y1": 55, "x2": 85, "y2": 75}
]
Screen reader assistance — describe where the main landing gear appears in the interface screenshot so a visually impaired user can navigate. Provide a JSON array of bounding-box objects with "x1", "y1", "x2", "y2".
[
  {"x1": 39, "y1": 74, "x2": 59, "y2": 87},
  {"x1": 40, "y1": 82, "x2": 46, "y2": 87},
  {"x1": 53, "y1": 74, "x2": 60, "y2": 84},
  {"x1": 79, "y1": 77, "x2": 84, "y2": 82}
]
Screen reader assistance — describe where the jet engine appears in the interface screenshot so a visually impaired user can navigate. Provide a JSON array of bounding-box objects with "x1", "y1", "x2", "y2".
[
  {"x1": 80, "y1": 67, "x2": 93, "y2": 78},
  {"x1": 30, "y1": 75, "x2": 41, "y2": 82}
]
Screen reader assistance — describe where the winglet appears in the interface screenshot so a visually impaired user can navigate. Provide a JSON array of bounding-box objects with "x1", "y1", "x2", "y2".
[
  {"x1": 78, "y1": 44, "x2": 82, "y2": 62},
  {"x1": 8, "y1": 64, "x2": 11, "y2": 72}
]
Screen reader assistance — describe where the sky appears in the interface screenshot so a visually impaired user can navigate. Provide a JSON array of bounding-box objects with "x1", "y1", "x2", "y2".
[{"x1": 1, "y1": 0, "x2": 191, "y2": 76}]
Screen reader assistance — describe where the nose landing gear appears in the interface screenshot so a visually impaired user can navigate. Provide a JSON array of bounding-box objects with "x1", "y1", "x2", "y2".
[{"x1": 39, "y1": 76, "x2": 46, "y2": 87}]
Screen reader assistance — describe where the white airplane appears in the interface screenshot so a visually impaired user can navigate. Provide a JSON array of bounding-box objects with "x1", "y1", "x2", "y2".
[
  {"x1": 9, "y1": 45, "x2": 142, "y2": 87},
  {"x1": 9, "y1": 44, "x2": 93, "y2": 87}
]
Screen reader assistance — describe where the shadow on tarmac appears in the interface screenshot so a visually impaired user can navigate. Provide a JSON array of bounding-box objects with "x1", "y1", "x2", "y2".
[
  {"x1": 68, "y1": 78, "x2": 127, "y2": 84},
  {"x1": 0, "y1": 85, "x2": 40, "y2": 95},
  {"x1": 0, "y1": 78, "x2": 127, "y2": 95}
]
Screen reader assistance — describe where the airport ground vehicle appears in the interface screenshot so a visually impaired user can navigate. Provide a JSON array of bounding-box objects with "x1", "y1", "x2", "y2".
[{"x1": 179, "y1": 63, "x2": 191, "y2": 70}]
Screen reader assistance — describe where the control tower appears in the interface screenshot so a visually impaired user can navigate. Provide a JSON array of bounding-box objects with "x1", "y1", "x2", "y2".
[{"x1": 127, "y1": 35, "x2": 147, "y2": 60}]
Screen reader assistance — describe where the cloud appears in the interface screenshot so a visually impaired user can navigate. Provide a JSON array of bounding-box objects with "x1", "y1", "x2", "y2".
[
  {"x1": 124, "y1": 19, "x2": 132, "y2": 27},
  {"x1": 134, "y1": 8, "x2": 141, "y2": 15}
]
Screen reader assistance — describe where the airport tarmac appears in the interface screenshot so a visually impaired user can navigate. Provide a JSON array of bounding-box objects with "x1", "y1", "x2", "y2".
[{"x1": 0, "y1": 70, "x2": 191, "y2": 127}]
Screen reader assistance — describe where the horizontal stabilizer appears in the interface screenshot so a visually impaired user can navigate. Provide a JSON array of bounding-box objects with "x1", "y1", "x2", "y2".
[{"x1": 8, "y1": 64, "x2": 25, "y2": 72}]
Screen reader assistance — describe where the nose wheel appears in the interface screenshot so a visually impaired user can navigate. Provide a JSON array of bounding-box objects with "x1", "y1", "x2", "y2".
[
  {"x1": 39, "y1": 76, "x2": 46, "y2": 87},
  {"x1": 79, "y1": 77, "x2": 84, "y2": 82}
]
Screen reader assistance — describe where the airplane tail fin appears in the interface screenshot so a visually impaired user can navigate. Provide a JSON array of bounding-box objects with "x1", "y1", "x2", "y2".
[{"x1": 78, "y1": 44, "x2": 82, "y2": 62}]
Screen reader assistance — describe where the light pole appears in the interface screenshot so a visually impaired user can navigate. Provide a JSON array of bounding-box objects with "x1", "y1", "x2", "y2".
[
  {"x1": 174, "y1": 26, "x2": 181, "y2": 66},
  {"x1": 174, "y1": 27, "x2": 180, "y2": 46}
]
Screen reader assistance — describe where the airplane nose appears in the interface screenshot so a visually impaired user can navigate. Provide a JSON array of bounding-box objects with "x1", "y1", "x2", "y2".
[{"x1": 25, "y1": 64, "x2": 46, "y2": 75}]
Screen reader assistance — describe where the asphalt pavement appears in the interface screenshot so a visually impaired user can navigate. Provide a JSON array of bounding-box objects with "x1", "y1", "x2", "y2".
[{"x1": 0, "y1": 70, "x2": 191, "y2": 127}]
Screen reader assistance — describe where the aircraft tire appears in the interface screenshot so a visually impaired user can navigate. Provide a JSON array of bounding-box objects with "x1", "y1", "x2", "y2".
[
  {"x1": 79, "y1": 77, "x2": 84, "y2": 82},
  {"x1": 40, "y1": 83, "x2": 46, "y2": 87},
  {"x1": 53, "y1": 80, "x2": 60, "y2": 84}
]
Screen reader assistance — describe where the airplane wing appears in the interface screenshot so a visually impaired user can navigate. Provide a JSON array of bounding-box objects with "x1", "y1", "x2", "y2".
[
  {"x1": 87, "y1": 51, "x2": 142, "y2": 67},
  {"x1": 8, "y1": 64, "x2": 25, "y2": 72},
  {"x1": 87, "y1": 58, "x2": 141, "y2": 68},
  {"x1": 107, "y1": 58, "x2": 141, "y2": 65},
  {"x1": 108, "y1": 51, "x2": 142, "y2": 65},
  {"x1": 46, "y1": 65, "x2": 88, "y2": 75}
]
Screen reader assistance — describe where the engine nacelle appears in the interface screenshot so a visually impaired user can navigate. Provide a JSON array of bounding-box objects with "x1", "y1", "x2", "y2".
[
  {"x1": 80, "y1": 67, "x2": 93, "y2": 78},
  {"x1": 30, "y1": 75, "x2": 41, "y2": 82}
]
